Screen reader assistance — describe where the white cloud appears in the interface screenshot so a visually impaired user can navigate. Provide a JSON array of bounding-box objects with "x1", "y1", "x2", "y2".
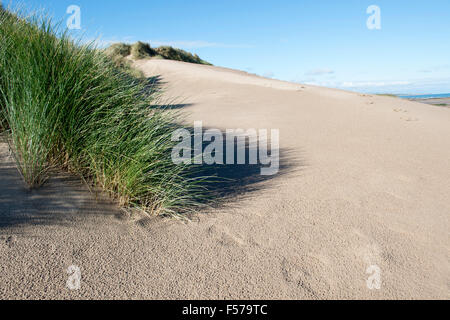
[
  {"x1": 340, "y1": 81, "x2": 411, "y2": 88},
  {"x1": 418, "y1": 65, "x2": 450, "y2": 73},
  {"x1": 149, "y1": 40, "x2": 253, "y2": 49},
  {"x1": 295, "y1": 78, "x2": 450, "y2": 94},
  {"x1": 336, "y1": 78, "x2": 450, "y2": 94},
  {"x1": 305, "y1": 68, "x2": 335, "y2": 76},
  {"x1": 262, "y1": 71, "x2": 275, "y2": 78},
  {"x1": 82, "y1": 36, "x2": 136, "y2": 48},
  {"x1": 81, "y1": 37, "x2": 253, "y2": 50}
]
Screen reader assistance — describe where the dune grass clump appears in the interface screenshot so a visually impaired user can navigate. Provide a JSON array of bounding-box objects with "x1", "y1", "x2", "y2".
[
  {"x1": 376, "y1": 94, "x2": 398, "y2": 98},
  {"x1": 131, "y1": 41, "x2": 156, "y2": 60},
  {"x1": 0, "y1": 8, "x2": 206, "y2": 216},
  {"x1": 105, "y1": 42, "x2": 131, "y2": 58},
  {"x1": 155, "y1": 46, "x2": 211, "y2": 65},
  {"x1": 103, "y1": 42, "x2": 144, "y2": 79},
  {"x1": 0, "y1": 4, "x2": 8, "y2": 132},
  {"x1": 105, "y1": 41, "x2": 212, "y2": 65}
]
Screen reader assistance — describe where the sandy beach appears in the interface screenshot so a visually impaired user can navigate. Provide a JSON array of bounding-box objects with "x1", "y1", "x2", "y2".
[{"x1": 1, "y1": 60, "x2": 449, "y2": 299}]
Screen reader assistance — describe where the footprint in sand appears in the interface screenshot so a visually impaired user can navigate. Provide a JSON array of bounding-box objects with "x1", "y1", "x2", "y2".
[
  {"x1": 393, "y1": 109, "x2": 419, "y2": 121},
  {"x1": 1, "y1": 235, "x2": 16, "y2": 248},
  {"x1": 137, "y1": 217, "x2": 156, "y2": 229},
  {"x1": 399, "y1": 117, "x2": 419, "y2": 122},
  {"x1": 281, "y1": 255, "x2": 333, "y2": 299},
  {"x1": 207, "y1": 225, "x2": 245, "y2": 247},
  {"x1": 351, "y1": 229, "x2": 383, "y2": 265}
]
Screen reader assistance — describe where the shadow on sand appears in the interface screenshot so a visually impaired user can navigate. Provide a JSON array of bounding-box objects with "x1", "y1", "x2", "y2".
[
  {"x1": 187, "y1": 129, "x2": 302, "y2": 208},
  {"x1": 0, "y1": 148, "x2": 121, "y2": 231},
  {"x1": 0, "y1": 108, "x2": 304, "y2": 231}
]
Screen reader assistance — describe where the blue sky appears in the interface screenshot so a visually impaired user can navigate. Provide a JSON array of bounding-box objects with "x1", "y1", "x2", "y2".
[{"x1": 7, "y1": 0, "x2": 450, "y2": 94}]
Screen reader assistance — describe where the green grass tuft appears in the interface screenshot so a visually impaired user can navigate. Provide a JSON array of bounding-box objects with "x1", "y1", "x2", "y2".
[
  {"x1": 131, "y1": 41, "x2": 156, "y2": 60},
  {"x1": 103, "y1": 42, "x2": 144, "y2": 79},
  {"x1": 105, "y1": 41, "x2": 212, "y2": 65},
  {"x1": 154, "y1": 46, "x2": 212, "y2": 65},
  {"x1": 376, "y1": 94, "x2": 399, "y2": 98},
  {"x1": 104, "y1": 42, "x2": 131, "y2": 58},
  {"x1": 0, "y1": 8, "x2": 207, "y2": 216}
]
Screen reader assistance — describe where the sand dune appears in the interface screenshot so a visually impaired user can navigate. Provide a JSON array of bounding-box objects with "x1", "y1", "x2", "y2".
[{"x1": 1, "y1": 60, "x2": 449, "y2": 299}]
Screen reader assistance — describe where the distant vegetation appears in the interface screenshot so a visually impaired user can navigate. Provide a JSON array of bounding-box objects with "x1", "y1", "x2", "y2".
[
  {"x1": 376, "y1": 94, "x2": 399, "y2": 98},
  {"x1": 0, "y1": 7, "x2": 208, "y2": 216},
  {"x1": 105, "y1": 41, "x2": 212, "y2": 66},
  {"x1": 103, "y1": 42, "x2": 144, "y2": 78}
]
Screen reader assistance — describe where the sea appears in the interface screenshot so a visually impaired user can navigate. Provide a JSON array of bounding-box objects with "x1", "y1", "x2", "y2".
[{"x1": 397, "y1": 93, "x2": 450, "y2": 100}]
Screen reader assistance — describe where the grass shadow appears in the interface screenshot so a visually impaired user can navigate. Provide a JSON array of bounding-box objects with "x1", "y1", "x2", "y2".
[
  {"x1": 185, "y1": 128, "x2": 303, "y2": 210},
  {"x1": 151, "y1": 103, "x2": 193, "y2": 110},
  {"x1": 142, "y1": 75, "x2": 165, "y2": 96},
  {"x1": 0, "y1": 125, "x2": 303, "y2": 229},
  {"x1": 0, "y1": 143, "x2": 121, "y2": 232}
]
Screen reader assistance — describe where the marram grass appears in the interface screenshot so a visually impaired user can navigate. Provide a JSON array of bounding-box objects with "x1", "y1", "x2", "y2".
[
  {"x1": 0, "y1": 8, "x2": 208, "y2": 216},
  {"x1": 104, "y1": 41, "x2": 212, "y2": 66}
]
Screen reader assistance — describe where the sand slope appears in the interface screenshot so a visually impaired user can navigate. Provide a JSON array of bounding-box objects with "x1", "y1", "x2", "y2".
[{"x1": 1, "y1": 60, "x2": 449, "y2": 299}]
